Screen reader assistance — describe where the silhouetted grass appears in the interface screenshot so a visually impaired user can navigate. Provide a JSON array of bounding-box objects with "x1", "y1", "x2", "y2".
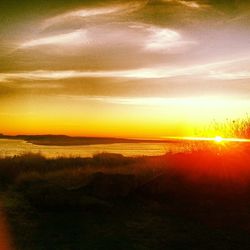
[
  {"x1": 2, "y1": 144, "x2": 250, "y2": 250},
  {"x1": 197, "y1": 115, "x2": 250, "y2": 138}
]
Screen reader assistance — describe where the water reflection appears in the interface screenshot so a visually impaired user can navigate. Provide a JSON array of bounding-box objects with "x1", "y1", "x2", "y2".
[{"x1": 0, "y1": 139, "x2": 188, "y2": 158}]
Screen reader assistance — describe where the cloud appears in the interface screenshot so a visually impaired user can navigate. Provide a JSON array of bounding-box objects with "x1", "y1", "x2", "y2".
[
  {"x1": 1, "y1": 57, "x2": 250, "y2": 83},
  {"x1": 0, "y1": 71, "x2": 84, "y2": 82},
  {"x1": 141, "y1": 25, "x2": 196, "y2": 52},
  {"x1": 19, "y1": 22, "x2": 195, "y2": 57},
  {"x1": 161, "y1": 0, "x2": 207, "y2": 9},
  {"x1": 5, "y1": 82, "x2": 62, "y2": 89},
  {"x1": 0, "y1": 69, "x2": 171, "y2": 82},
  {"x1": 20, "y1": 30, "x2": 87, "y2": 48},
  {"x1": 123, "y1": 23, "x2": 196, "y2": 53},
  {"x1": 86, "y1": 96, "x2": 207, "y2": 106},
  {"x1": 0, "y1": 68, "x2": 198, "y2": 83},
  {"x1": 208, "y1": 71, "x2": 250, "y2": 80},
  {"x1": 57, "y1": 95, "x2": 244, "y2": 107},
  {"x1": 202, "y1": 57, "x2": 250, "y2": 80},
  {"x1": 178, "y1": 1, "x2": 200, "y2": 8},
  {"x1": 0, "y1": 57, "x2": 250, "y2": 82},
  {"x1": 41, "y1": 1, "x2": 148, "y2": 30},
  {"x1": 145, "y1": 26, "x2": 181, "y2": 50}
]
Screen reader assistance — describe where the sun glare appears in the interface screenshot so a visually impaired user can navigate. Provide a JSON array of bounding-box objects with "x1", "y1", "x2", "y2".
[{"x1": 214, "y1": 136, "x2": 223, "y2": 143}]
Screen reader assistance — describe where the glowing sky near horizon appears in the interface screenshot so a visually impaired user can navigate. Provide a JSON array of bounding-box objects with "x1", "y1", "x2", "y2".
[{"x1": 1, "y1": 0, "x2": 250, "y2": 138}]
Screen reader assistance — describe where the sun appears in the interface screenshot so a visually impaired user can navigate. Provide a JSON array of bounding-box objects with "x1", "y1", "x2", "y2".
[{"x1": 214, "y1": 136, "x2": 223, "y2": 143}]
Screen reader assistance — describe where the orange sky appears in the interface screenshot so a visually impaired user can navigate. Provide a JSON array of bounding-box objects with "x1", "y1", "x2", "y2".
[{"x1": 1, "y1": 0, "x2": 250, "y2": 138}]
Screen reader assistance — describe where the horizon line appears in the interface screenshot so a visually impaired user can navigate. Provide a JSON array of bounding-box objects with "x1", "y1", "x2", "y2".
[{"x1": 1, "y1": 133, "x2": 250, "y2": 143}]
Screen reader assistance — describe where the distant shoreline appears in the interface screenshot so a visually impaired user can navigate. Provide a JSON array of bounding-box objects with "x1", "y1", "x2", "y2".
[{"x1": 0, "y1": 134, "x2": 180, "y2": 146}]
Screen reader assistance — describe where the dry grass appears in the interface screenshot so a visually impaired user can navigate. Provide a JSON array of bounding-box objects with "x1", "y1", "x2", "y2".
[
  {"x1": 198, "y1": 115, "x2": 250, "y2": 138},
  {"x1": 2, "y1": 144, "x2": 250, "y2": 249}
]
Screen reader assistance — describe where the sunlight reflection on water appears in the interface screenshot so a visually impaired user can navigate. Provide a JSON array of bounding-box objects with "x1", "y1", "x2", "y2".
[{"x1": 0, "y1": 139, "x2": 189, "y2": 158}]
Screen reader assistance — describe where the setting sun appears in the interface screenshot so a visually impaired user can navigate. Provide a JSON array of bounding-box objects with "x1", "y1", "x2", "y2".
[{"x1": 214, "y1": 136, "x2": 223, "y2": 143}]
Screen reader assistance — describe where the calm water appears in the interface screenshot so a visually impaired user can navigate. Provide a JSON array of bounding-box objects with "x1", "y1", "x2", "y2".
[{"x1": 0, "y1": 139, "x2": 190, "y2": 158}]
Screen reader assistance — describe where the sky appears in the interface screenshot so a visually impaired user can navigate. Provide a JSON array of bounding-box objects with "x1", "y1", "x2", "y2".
[{"x1": 1, "y1": 0, "x2": 250, "y2": 138}]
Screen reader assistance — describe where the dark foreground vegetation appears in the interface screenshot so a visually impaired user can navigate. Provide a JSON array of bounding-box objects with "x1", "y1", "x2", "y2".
[{"x1": 2, "y1": 143, "x2": 250, "y2": 249}]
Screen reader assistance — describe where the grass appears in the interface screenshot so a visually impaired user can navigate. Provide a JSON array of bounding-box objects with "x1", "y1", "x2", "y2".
[
  {"x1": 197, "y1": 115, "x2": 250, "y2": 138},
  {"x1": 2, "y1": 143, "x2": 250, "y2": 249}
]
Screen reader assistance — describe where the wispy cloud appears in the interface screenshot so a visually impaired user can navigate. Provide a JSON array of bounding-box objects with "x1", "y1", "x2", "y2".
[
  {"x1": 3, "y1": 82, "x2": 62, "y2": 89},
  {"x1": 41, "y1": 1, "x2": 148, "y2": 30},
  {"x1": 142, "y1": 25, "x2": 196, "y2": 52},
  {"x1": 0, "y1": 69, "x2": 170, "y2": 82},
  {"x1": 1, "y1": 57, "x2": 250, "y2": 82},
  {"x1": 0, "y1": 71, "x2": 83, "y2": 82},
  {"x1": 208, "y1": 71, "x2": 250, "y2": 80},
  {"x1": 57, "y1": 95, "x2": 244, "y2": 107},
  {"x1": 19, "y1": 22, "x2": 195, "y2": 55},
  {"x1": 179, "y1": 1, "x2": 200, "y2": 8},
  {"x1": 20, "y1": 30, "x2": 87, "y2": 48},
  {"x1": 162, "y1": 0, "x2": 208, "y2": 9}
]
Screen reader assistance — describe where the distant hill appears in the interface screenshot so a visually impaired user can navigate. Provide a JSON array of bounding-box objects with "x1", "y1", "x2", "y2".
[{"x1": 0, "y1": 134, "x2": 178, "y2": 146}]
